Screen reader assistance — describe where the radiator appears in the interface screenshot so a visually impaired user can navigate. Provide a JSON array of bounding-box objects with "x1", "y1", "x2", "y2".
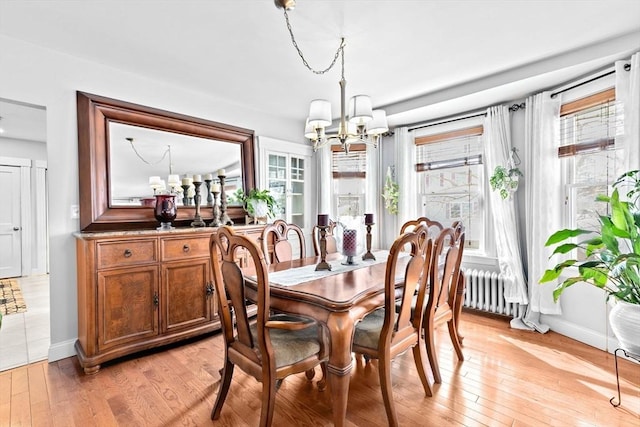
[{"x1": 461, "y1": 268, "x2": 522, "y2": 317}]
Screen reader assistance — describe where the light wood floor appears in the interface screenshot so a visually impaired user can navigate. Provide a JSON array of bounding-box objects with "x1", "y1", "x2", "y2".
[{"x1": 1, "y1": 312, "x2": 638, "y2": 426}]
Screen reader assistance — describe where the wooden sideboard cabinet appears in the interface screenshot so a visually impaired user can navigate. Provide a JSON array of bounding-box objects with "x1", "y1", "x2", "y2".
[{"x1": 74, "y1": 225, "x2": 263, "y2": 374}]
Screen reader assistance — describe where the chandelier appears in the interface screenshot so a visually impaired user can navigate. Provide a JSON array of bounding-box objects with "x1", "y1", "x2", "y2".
[{"x1": 275, "y1": 0, "x2": 388, "y2": 154}]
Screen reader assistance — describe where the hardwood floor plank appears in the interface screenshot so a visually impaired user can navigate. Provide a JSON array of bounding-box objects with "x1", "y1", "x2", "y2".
[
  {"x1": 27, "y1": 364, "x2": 53, "y2": 427},
  {"x1": 2, "y1": 312, "x2": 638, "y2": 426},
  {"x1": 0, "y1": 371, "x2": 12, "y2": 424}
]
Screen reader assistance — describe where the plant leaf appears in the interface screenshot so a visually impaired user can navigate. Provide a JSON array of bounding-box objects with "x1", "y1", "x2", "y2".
[{"x1": 544, "y1": 229, "x2": 592, "y2": 246}]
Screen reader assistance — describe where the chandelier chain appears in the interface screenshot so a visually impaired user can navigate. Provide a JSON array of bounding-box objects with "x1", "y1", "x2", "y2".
[
  {"x1": 127, "y1": 138, "x2": 170, "y2": 167},
  {"x1": 283, "y1": 9, "x2": 344, "y2": 75}
]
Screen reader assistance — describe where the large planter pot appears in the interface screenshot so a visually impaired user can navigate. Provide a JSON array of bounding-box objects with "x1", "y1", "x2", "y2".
[{"x1": 609, "y1": 299, "x2": 640, "y2": 355}]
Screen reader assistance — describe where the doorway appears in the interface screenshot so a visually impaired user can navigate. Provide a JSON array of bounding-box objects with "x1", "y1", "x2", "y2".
[{"x1": 0, "y1": 98, "x2": 49, "y2": 371}]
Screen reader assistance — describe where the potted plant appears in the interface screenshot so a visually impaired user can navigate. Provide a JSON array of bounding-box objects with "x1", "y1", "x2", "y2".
[
  {"x1": 233, "y1": 188, "x2": 279, "y2": 223},
  {"x1": 540, "y1": 169, "x2": 640, "y2": 354},
  {"x1": 382, "y1": 167, "x2": 399, "y2": 215},
  {"x1": 489, "y1": 165, "x2": 523, "y2": 199}
]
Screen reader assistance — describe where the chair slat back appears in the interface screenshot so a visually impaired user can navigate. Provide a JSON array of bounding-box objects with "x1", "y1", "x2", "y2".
[
  {"x1": 383, "y1": 224, "x2": 434, "y2": 347},
  {"x1": 428, "y1": 223, "x2": 465, "y2": 316},
  {"x1": 400, "y1": 216, "x2": 444, "y2": 239},
  {"x1": 210, "y1": 226, "x2": 271, "y2": 364},
  {"x1": 261, "y1": 219, "x2": 306, "y2": 264}
]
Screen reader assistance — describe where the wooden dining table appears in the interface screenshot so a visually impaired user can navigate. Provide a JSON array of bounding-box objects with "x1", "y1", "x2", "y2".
[{"x1": 244, "y1": 251, "x2": 398, "y2": 427}]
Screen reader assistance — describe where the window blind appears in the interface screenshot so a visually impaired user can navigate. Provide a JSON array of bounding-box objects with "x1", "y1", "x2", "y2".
[
  {"x1": 332, "y1": 143, "x2": 367, "y2": 178},
  {"x1": 415, "y1": 126, "x2": 483, "y2": 171},
  {"x1": 558, "y1": 88, "x2": 622, "y2": 157}
]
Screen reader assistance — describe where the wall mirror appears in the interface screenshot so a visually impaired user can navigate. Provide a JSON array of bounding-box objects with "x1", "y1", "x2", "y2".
[{"x1": 77, "y1": 91, "x2": 255, "y2": 231}]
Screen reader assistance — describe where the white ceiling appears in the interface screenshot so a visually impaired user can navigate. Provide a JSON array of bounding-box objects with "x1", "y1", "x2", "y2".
[{"x1": 1, "y1": 0, "x2": 639, "y2": 141}]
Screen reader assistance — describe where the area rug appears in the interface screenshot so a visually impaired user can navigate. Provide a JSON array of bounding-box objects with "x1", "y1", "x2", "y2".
[{"x1": 0, "y1": 278, "x2": 27, "y2": 316}]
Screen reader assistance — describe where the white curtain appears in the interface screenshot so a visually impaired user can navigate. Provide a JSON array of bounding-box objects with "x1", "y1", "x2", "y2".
[
  {"x1": 483, "y1": 106, "x2": 529, "y2": 316},
  {"x1": 615, "y1": 52, "x2": 640, "y2": 172},
  {"x1": 365, "y1": 143, "x2": 380, "y2": 248},
  {"x1": 395, "y1": 126, "x2": 417, "y2": 228},
  {"x1": 523, "y1": 92, "x2": 562, "y2": 333},
  {"x1": 316, "y1": 145, "x2": 333, "y2": 216}
]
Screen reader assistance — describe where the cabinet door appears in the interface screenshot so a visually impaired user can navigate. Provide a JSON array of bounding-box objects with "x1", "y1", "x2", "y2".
[
  {"x1": 161, "y1": 258, "x2": 214, "y2": 333},
  {"x1": 266, "y1": 152, "x2": 307, "y2": 229},
  {"x1": 97, "y1": 266, "x2": 159, "y2": 351}
]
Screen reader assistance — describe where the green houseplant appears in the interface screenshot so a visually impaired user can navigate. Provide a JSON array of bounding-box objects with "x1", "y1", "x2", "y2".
[
  {"x1": 382, "y1": 168, "x2": 399, "y2": 215},
  {"x1": 489, "y1": 165, "x2": 523, "y2": 199},
  {"x1": 540, "y1": 169, "x2": 640, "y2": 353},
  {"x1": 232, "y1": 188, "x2": 279, "y2": 220}
]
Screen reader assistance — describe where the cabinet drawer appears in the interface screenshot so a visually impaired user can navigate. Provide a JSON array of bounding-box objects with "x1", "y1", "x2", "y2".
[
  {"x1": 161, "y1": 236, "x2": 210, "y2": 261},
  {"x1": 97, "y1": 239, "x2": 157, "y2": 269}
]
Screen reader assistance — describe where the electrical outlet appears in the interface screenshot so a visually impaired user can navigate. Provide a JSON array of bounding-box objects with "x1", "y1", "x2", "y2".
[{"x1": 70, "y1": 205, "x2": 80, "y2": 219}]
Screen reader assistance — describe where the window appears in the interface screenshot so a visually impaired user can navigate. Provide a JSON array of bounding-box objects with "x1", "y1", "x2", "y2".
[
  {"x1": 559, "y1": 89, "x2": 620, "y2": 222},
  {"x1": 559, "y1": 88, "x2": 623, "y2": 258},
  {"x1": 332, "y1": 143, "x2": 366, "y2": 218},
  {"x1": 414, "y1": 125, "x2": 485, "y2": 252}
]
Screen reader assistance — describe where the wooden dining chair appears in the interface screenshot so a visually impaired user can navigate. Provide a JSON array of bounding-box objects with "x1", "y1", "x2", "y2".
[
  {"x1": 209, "y1": 226, "x2": 328, "y2": 427},
  {"x1": 400, "y1": 216, "x2": 444, "y2": 239},
  {"x1": 312, "y1": 220, "x2": 338, "y2": 256},
  {"x1": 260, "y1": 219, "x2": 306, "y2": 264},
  {"x1": 423, "y1": 222, "x2": 466, "y2": 384},
  {"x1": 352, "y1": 224, "x2": 435, "y2": 427}
]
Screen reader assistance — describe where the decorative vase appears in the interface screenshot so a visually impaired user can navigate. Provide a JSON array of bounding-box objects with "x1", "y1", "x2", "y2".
[
  {"x1": 609, "y1": 299, "x2": 640, "y2": 355},
  {"x1": 248, "y1": 199, "x2": 269, "y2": 224},
  {"x1": 154, "y1": 194, "x2": 177, "y2": 231}
]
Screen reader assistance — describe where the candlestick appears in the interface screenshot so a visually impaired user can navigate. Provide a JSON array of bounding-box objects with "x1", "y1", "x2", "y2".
[
  {"x1": 204, "y1": 178, "x2": 213, "y2": 206},
  {"x1": 217, "y1": 168, "x2": 226, "y2": 177},
  {"x1": 362, "y1": 223, "x2": 376, "y2": 261},
  {"x1": 181, "y1": 184, "x2": 191, "y2": 206},
  {"x1": 193, "y1": 174, "x2": 202, "y2": 183},
  {"x1": 315, "y1": 225, "x2": 332, "y2": 271},
  {"x1": 204, "y1": 173, "x2": 213, "y2": 181},
  {"x1": 190, "y1": 180, "x2": 206, "y2": 227},
  {"x1": 218, "y1": 174, "x2": 233, "y2": 226},
  {"x1": 209, "y1": 191, "x2": 221, "y2": 227}
]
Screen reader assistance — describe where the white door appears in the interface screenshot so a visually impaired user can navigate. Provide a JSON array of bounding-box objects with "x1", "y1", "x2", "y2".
[{"x1": 0, "y1": 165, "x2": 22, "y2": 278}]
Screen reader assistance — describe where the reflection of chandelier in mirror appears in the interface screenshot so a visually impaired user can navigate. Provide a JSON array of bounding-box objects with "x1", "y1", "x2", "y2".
[
  {"x1": 126, "y1": 137, "x2": 180, "y2": 193},
  {"x1": 275, "y1": 0, "x2": 388, "y2": 154}
]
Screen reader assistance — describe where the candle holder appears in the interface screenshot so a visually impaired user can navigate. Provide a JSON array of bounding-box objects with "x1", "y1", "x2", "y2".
[
  {"x1": 362, "y1": 223, "x2": 376, "y2": 261},
  {"x1": 204, "y1": 178, "x2": 214, "y2": 206},
  {"x1": 218, "y1": 175, "x2": 234, "y2": 226},
  {"x1": 209, "y1": 191, "x2": 221, "y2": 227},
  {"x1": 315, "y1": 225, "x2": 332, "y2": 271},
  {"x1": 190, "y1": 180, "x2": 206, "y2": 227},
  {"x1": 342, "y1": 228, "x2": 358, "y2": 266},
  {"x1": 181, "y1": 184, "x2": 191, "y2": 206},
  {"x1": 154, "y1": 194, "x2": 177, "y2": 231}
]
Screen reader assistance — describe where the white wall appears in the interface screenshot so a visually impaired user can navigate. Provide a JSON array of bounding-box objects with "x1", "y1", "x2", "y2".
[
  {"x1": 0, "y1": 34, "x2": 305, "y2": 361},
  {"x1": 0, "y1": 137, "x2": 46, "y2": 160}
]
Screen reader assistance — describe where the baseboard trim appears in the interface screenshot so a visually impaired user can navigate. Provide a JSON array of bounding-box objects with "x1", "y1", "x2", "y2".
[
  {"x1": 48, "y1": 338, "x2": 77, "y2": 362},
  {"x1": 541, "y1": 315, "x2": 613, "y2": 351}
]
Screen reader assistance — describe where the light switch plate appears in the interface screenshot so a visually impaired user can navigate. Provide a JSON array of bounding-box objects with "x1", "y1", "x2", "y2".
[{"x1": 70, "y1": 205, "x2": 79, "y2": 219}]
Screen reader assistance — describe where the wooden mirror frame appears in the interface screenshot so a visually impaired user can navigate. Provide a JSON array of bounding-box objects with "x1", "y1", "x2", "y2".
[{"x1": 77, "y1": 91, "x2": 255, "y2": 231}]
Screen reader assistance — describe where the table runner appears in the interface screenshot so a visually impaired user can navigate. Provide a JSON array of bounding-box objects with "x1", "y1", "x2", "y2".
[{"x1": 267, "y1": 250, "x2": 392, "y2": 287}]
